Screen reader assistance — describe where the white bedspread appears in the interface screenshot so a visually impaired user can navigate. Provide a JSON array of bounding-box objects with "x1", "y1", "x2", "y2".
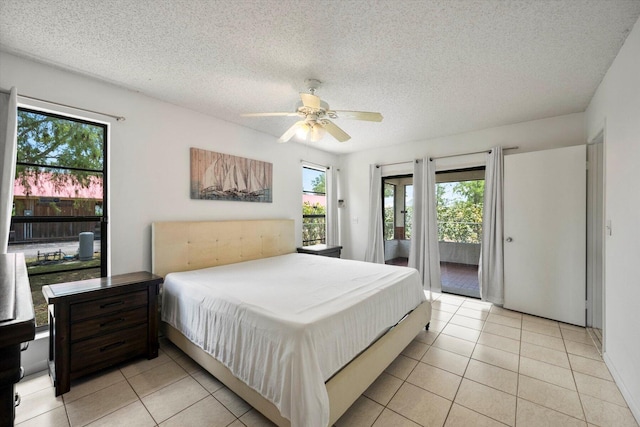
[{"x1": 161, "y1": 253, "x2": 425, "y2": 427}]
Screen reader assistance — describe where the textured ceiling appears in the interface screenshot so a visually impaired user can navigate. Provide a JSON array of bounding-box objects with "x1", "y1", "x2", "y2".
[{"x1": 1, "y1": 0, "x2": 639, "y2": 154}]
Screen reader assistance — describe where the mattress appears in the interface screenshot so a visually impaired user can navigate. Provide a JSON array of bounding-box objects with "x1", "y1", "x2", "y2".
[{"x1": 161, "y1": 253, "x2": 426, "y2": 426}]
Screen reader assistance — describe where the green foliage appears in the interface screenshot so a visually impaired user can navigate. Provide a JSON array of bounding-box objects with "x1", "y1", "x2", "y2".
[
  {"x1": 310, "y1": 174, "x2": 325, "y2": 194},
  {"x1": 302, "y1": 201, "x2": 326, "y2": 244},
  {"x1": 16, "y1": 110, "x2": 105, "y2": 195},
  {"x1": 437, "y1": 181, "x2": 484, "y2": 243}
]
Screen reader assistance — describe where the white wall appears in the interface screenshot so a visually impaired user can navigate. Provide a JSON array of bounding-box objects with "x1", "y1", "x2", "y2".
[
  {"x1": 0, "y1": 52, "x2": 338, "y2": 275},
  {"x1": 339, "y1": 113, "x2": 586, "y2": 260},
  {"x1": 586, "y1": 16, "x2": 640, "y2": 421}
]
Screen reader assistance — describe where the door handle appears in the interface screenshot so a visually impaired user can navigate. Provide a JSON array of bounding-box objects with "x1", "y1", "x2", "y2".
[{"x1": 505, "y1": 237, "x2": 513, "y2": 242}]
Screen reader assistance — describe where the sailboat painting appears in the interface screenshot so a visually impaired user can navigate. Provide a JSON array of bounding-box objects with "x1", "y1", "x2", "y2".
[{"x1": 190, "y1": 148, "x2": 273, "y2": 202}]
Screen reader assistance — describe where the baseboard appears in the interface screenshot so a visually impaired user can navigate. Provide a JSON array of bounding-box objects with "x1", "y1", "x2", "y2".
[{"x1": 604, "y1": 352, "x2": 640, "y2": 424}]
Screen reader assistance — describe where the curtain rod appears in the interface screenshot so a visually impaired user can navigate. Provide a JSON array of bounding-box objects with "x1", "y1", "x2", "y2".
[
  {"x1": 301, "y1": 159, "x2": 329, "y2": 170},
  {"x1": 375, "y1": 160, "x2": 416, "y2": 168},
  {"x1": 429, "y1": 146, "x2": 519, "y2": 161},
  {"x1": 0, "y1": 87, "x2": 126, "y2": 122}
]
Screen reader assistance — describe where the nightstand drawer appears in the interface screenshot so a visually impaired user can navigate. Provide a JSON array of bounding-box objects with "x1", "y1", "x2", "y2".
[
  {"x1": 70, "y1": 290, "x2": 147, "y2": 322},
  {"x1": 70, "y1": 323, "x2": 147, "y2": 372},
  {"x1": 71, "y1": 307, "x2": 147, "y2": 341}
]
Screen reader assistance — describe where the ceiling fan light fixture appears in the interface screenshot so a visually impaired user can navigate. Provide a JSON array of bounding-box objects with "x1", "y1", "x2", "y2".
[
  {"x1": 309, "y1": 122, "x2": 326, "y2": 142},
  {"x1": 296, "y1": 122, "x2": 311, "y2": 139}
]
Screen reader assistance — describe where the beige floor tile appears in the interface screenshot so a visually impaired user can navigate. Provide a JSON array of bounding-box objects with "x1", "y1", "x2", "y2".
[
  {"x1": 431, "y1": 301, "x2": 460, "y2": 314},
  {"x1": 477, "y1": 332, "x2": 520, "y2": 355},
  {"x1": 128, "y1": 360, "x2": 188, "y2": 397},
  {"x1": 63, "y1": 369, "x2": 125, "y2": 404},
  {"x1": 464, "y1": 359, "x2": 517, "y2": 395},
  {"x1": 461, "y1": 300, "x2": 492, "y2": 312},
  {"x1": 15, "y1": 387, "x2": 64, "y2": 425},
  {"x1": 444, "y1": 403, "x2": 508, "y2": 427},
  {"x1": 456, "y1": 307, "x2": 489, "y2": 321},
  {"x1": 482, "y1": 322, "x2": 521, "y2": 341},
  {"x1": 454, "y1": 379, "x2": 516, "y2": 426},
  {"x1": 439, "y1": 295, "x2": 467, "y2": 306},
  {"x1": 429, "y1": 319, "x2": 447, "y2": 332},
  {"x1": 387, "y1": 382, "x2": 451, "y2": 427},
  {"x1": 141, "y1": 376, "x2": 208, "y2": 423},
  {"x1": 522, "y1": 314, "x2": 559, "y2": 327},
  {"x1": 86, "y1": 401, "x2": 155, "y2": 427},
  {"x1": 521, "y1": 330, "x2": 565, "y2": 352},
  {"x1": 521, "y1": 321, "x2": 562, "y2": 338},
  {"x1": 66, "y1": 380, "x2": 138, "y2": 427},
  {"x1": 401, "y1": 339, "x2": 430, "y2": 360},
  {"x1": 364, "y1": 372, "x2": 404, "y2": 406},
  {"x1": 442, "y1": 323, "x2": 481, "y2": 343},
  {"x1": 238, "y1": 408, "x2": 278, "y2": 426},
  {"x1": 190, "y1": 369, "x2": 224, "y2": 394},
  {"x1": 432, "y1": 309, "x2": 455, "y2": 322},
  {"x1": 120, "y1": 352, "x2": 172, "y2": 378},
  {"x1": 213, "y1": 386, "x2": 252, "y2": 417},
  {"x1": 561, "y1": 329, "x2": 595, "y2": 346},
  {"x1": 486, "y1": 313, "x2": 522, "y2": 329},
  {"x1": 421, "y1": 346, "x2": 470, "y2": 376},
  {"x1": 517, "y1": 375, "x2": 584, "y2": 420},
  {"x1": 159, "y1": 395, "x2": 237, "y2": 427},
  {"x1": 227, "y1": 421, "x2": 245, "y2": 427},
  {"x1": 449, "y1": 314, "x2": 485, "y2": 331},
  {"x1": 471, "y1": 344, "x2": 519, "y2": 372},
  {"x1": 573, "y1": 371, "x2": 627, "y2": 407},
  {"x1": 334, "y1": 396, "x2": 384, "y2": 427},
  {"x1": 15, "y1": 406, "x2": 69, "y2": 427},
  {"x1": 384, "y1": 354, "x2": 419, "y2": 380},
  {"x1": 519, "y1": 357, "x2": 576, "y2": 390},
  {"x1": 432, "y1": 333, "x2": 476, "y2": 357},
  {"x1": 489, "y1": 306, "x2": 523, "y2": 320},
  {"x1": 16, "y1": 371, "x2": 53, "y2": 398},
  {"x1": 520, "y1": 341, "x2": 570, "y2": 369},
  {"x1": 568, "y1": 354, "x2": 613, "y2": 381},
  {"x1": 372, "y1": 408, "x2": 421, "y2": 427},
  {"x1": 406, "y1": 362, "x2": 462, "y2": 400},
  {"x1": 516, "y1": 398, "x2": 587, "y2": 427},
  {"x1": 580, "y1": 394, "x2": 639, "y2": 427},
  {"x1": 564, "y1": 340, "x2": 602, "y2": 361},
  {"x1": 559, "y1": 322, "x2": 586, "y2": 332},
  {"x1": 414, "y1": 329, "x2": 438, "y2": 345},
  {"x1": 173, "y1": 354, "x2": 203, "y2": 374},
  {"x1": 158, "y1": 339, "x2": 185, "y2": 360}
]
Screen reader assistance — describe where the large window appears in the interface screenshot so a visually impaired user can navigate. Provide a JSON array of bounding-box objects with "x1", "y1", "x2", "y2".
[
  {"x1": 8, "y1": 108, "x2": 108, "y2": 327},
  {"x1": 302, "y1": 166, "x2": 326, "y2": 245}
]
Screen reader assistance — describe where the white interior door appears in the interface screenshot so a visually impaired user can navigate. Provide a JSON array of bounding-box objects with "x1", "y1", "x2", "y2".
[{"x1": 504, "y1": 145, "x2": 586, "y2": 326}]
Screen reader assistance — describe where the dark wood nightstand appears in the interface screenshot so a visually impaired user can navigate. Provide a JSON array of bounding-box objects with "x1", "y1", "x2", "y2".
[
  {"x1": 42, "y1": 272, "x2": 162, "y2": 396},
  {"x1": 297, "y1": 244, "x2": 343, "y2": 258}
]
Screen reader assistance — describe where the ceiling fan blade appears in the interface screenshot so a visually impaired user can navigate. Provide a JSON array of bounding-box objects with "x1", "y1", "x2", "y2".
[
  {"x1": 329, "y1": 110, "x2": 383, "y2": 122},
  {"x1": 323, "y1": 120, "x2": 351, "y2": 142},
  {"x1": 241, "y1": 112, "x2": 300, "y2": 117},
  {"x1": 277, "y1": 121, "x2": 306, "y2": 143},
  {"x1": 300, "y1": 93, "x2": 321, "y2": 109}
]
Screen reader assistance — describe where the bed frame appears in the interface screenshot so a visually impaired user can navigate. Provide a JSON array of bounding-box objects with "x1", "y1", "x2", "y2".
[{"x1": 152, "y1": 219, "x2": 431, "y2": 426}]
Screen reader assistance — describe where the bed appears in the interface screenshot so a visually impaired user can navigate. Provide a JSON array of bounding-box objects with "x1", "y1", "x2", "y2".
[{"x1": 152, "y1": 219, "x2": 431, "y2": 427}]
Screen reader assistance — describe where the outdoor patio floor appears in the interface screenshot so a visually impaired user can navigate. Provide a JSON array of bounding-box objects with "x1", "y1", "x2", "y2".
[{"x1": 386, "y1": 258, "x2": 480, "y2": 298}]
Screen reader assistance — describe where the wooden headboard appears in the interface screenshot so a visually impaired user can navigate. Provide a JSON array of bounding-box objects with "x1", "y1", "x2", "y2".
[{"x1": 151, "y1": 219, "x2": 295, "y2": 277}]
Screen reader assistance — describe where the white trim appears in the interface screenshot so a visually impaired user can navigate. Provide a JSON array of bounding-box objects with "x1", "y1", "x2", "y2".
[{"x1": 604, "y1": 352, "x2": 640, "y2": 424}]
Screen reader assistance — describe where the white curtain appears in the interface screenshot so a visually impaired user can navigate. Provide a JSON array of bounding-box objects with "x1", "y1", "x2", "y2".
[
  {"x1": 325, "y1": 166, "x2": 340, "y2": 246},
  {"x1": 479, "y1": 146, "x2": 505, "y2": 304},
  {"x1": 364, "y1": 164, "x2": 384, "y2": 263},
  {"x1": 409, "y1": 158, "x2": 442, "y2": 292},
  {"x1": 0, "y1": 87, "x2": 18, "y2": 254}
]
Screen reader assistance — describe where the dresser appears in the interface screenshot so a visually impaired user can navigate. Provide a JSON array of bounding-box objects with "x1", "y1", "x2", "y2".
[
  {"x1": 42, "y1": 272, "x2": 162, "y2": 396},
  {"x1": 296, "y1": 244, "x2": 342, "y2": 258},
  {"x1": 0, "y1": 254, "x2": 35, "y2": 427}
]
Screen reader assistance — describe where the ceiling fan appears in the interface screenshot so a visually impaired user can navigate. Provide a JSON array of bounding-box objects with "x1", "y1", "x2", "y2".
[{"x1": 241, "y1": 79, "x2": 383, "y2": 143}]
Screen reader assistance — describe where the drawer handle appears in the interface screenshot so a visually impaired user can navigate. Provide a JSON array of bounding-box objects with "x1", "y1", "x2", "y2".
[
  {"x1": 14, "y1": 392, "x2": 21, "y2": 408},
  {"x1": 21, "y1": 341, "x2": 29, "y2": 352},
  {"x1": 100, "y1": 318, "x2": 125, "y2": 328},
  {"x1": 100, "y1": 341, "x2": 125, "y2": 352},
  {"x1": 100, "y1": 300, "x2": 124, "y2": 309},
  {"x1": 19, "y1": 367, "x2": 24, "y2": 381}
]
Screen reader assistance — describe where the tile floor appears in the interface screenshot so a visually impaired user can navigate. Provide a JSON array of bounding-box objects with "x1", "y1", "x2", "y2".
[{"x1": 14, "y1": 293, "x2": 639, "y2": 427}]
